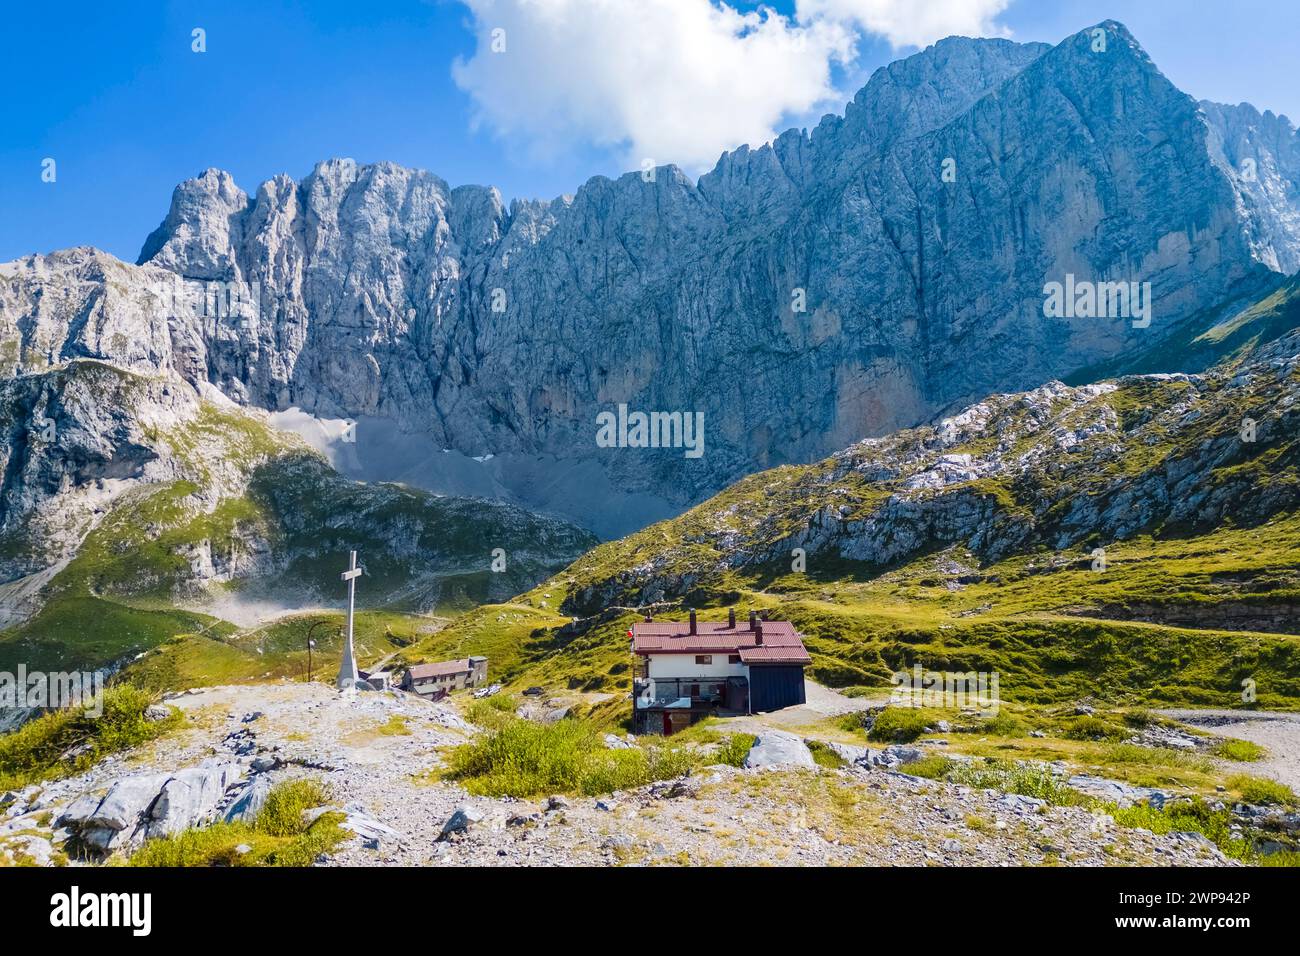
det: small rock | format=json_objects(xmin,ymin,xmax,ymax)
[
  {"xmin": 439, "ymin": 806, "xmax": 485, "ymax": 841},
  {"xmin": 998, "ymin": 793, "xmax": 1047, "ymax": 812},
  {"xmin": 4, "ymin": 835, "xmax": 54, "ymax": 866}
]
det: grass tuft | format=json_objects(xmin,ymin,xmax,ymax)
[
  {"xmin": 1227, "ymin": 774, "xmax": 1297, "ymax": 807},
  {"xmin": 130, "ymin": 779, "xmax": 346, "ymax": 867},
  {"xmin": 1214, "ymin": 739, "xmax": 1266, "ymax": 762},
  {"xmin": 444, "ymin": 718, "xmax": 701, "ymax": 797},
  {"xmin": 867, "ymin": 707, "xmax": 932, "ymax": 743},
  {"xmin": 0, "ymin": 686, "xmax": 181, "ymax": 791}
]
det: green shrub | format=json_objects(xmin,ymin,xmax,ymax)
[
  {"xmin": 1122, "ymin": 709, "xmax": 1156, "ymax": 728},
  {"xmin": 1108, "ymin": 800, "xmax": 1250, "ymax": 861},
  {"xmin": 1091, "ymin": 743, "xmax": 1213, "ymax": 773},
  {"xmin": 1257, "ymin": 848, "xmax": 1300, "ymax": 867},
  {"xmin": 837, "ymin": 711, "xmax": 868, "ymax": 733},
  {"xmin": 714, "ymin": 733, "xmax": 756, "ymax": 768},
  {"xmin": 465, "ymin": 695, "xmax": 517, "ymax": 731},
  {"xmin": 903, "ymin": 755, "xmax": 954, "ymax": 779},
  {"xmin": 130, "ymin": 779, "xmax": 345, "ymax": 867},
  {"xmin": 0, "ymin": 685, "xmax": 182, "ymax": 790},
  {"xmin": 806, "ymin": 741, "xmax": 846, "ymax": 769},
  {"xmin": 948, "ymin": 758, "xmax": 1089, "ymax": 806},
  {"xmin": 255, "ymin": 779, "xmax": 331, "ymax": 837},
  {"xmin": 1228, "ymin": 774, "xmax": 1297, "ymax": 806},
  {"xmin": 868, "ymin": 707, "xmax": 931, "ymax": 743},
  {"xmin": 980, "ymin": 711, "xmax": 1028, "ymax": 737},
  {"xmin": 445, "ymin": 718, "xmax": 702, "ymax": 797},
  {"xmin": 1063, "ymin": 715, "xmax": 1127, "ymax": 742},
  {"xmin": 1214, "ymin": 739, "xmax": 1266, "ymax": 762}
]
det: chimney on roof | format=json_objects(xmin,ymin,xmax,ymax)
[
  {"xmin": 748, "ymin": 610, "xmax": 758, "ymax": 631},
  {"xmin": 755, "ymin": 619, "xmax": 764, "ymax": 645},
  {"xmin": 688, "ymin": 610, "xmax": 697, "ymax": 635},
  {"xmin": 727, "ymin": 608, "xmax": 736, "ymax": 629}
]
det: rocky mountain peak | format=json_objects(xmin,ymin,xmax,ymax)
[
  {"xmin": 9, "ymin": 22, "xmax": 1300, "ymax": 539},
  {"xmin": 137, "ymin": 168, "xmax": 251, "ymax": 279}
]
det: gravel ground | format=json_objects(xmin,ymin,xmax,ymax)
[
  {"xmin": 2, "ymin": 683, "xmax": 1246, "ymax": 867},
  {"xmin": 1159, "ymin": 708, "xmax": 1300, "ymax": 791}
]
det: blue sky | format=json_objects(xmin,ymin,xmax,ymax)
[{"xmin": 2, "ymin": 0, "xmax": 1297, "ymax": 263}]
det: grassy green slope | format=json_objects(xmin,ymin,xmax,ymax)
[
  {"xmin": 0, "ymin": 368, "xmax": 596, "ymax": 678},
  {"xmin": 408, "ymin": 325, "xmax": 1300, "ymax": 719}
]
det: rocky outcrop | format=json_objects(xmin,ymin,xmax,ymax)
[
  {"xmin": 2, "ymin": 23, "xmax": 1297, "ymax": 538},
  {"xmin": 559, "ymin": 325, "xmax": 1300, "ymax": 615},
  {"xmin": 0, "ymin": 360, "xmax": 201, "ymax": 572},
  {"xmin": 0, "ymin": 354, "xmax": 596, "ymax": 631},
  {"xmin": 56, "ymin": 760, "xmax": 245, "ymax": 852}
]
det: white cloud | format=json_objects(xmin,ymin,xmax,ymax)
[
  {"xmin": 451, "ymin": 0, "xmax": 1011, "ymax": 173},
  {"xmin": 798, "ymin": 0, "xmax": 1012, "ymax": 49}
]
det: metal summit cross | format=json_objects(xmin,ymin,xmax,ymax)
[{"xmin": 337, "ymin": 550, "xmax": 363, "ymax": 689}]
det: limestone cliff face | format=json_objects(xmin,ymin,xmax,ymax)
[
  {"xmin": 3, "ymin": 22, "xmax": 1299, "ymax": 535},
  {"xmin": 557, "ymin": 324, "xmax": 1300, "ymax": 618}
]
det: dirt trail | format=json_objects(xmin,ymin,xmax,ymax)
[{"xmin": 1160, "ymin": 709, "xmax": 1300, "ymax": 791}]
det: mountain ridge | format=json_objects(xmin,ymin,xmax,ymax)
[
  {"xmin": 3, "ymin": 20, "xmax": 1300, "ymax": 544},
  {"xmin": 404, "ymin": 316, "xmax": 1300, "ymax": 712}
]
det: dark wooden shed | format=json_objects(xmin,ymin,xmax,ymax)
[{"xmin": 748, "ymin": 664, "xmax": 807, "ymax": 712}]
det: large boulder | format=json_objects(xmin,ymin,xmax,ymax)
[
  {"xmin": 85, "ymin": 773, "xmax": 172, "ymax": 833},
  {"xmin": 743, "ymin": 731, "xmax": 815, "ymax": 770},
  {"xmin": 516, "ymin": 703, "xmax": 570, "ymax": 724},
  {"xmin": 820, "ymin": 740, "xmax": 869, "ymax": 764},
  {"xmin": 146, "ymin": 762, "xmax": 244, "ymax": 837},
  {"xmin": 57, "ymin": 763, "xmax": 247, "ymax": 853},
  {"xmin": 1067, "ymin": 775, "xmax": 1170, "ymax": 808},
  {"xmin": 340, "ymin": 810, "xmax": 402, "ymax": 846}
]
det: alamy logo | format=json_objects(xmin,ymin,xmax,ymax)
[
  {"xmin": 0, "ymin": 666, "xmax": 103, "ymax": 717},
  {"xmin": 144, "ymin": 276, "xmax": 263, "ymax": 324},
  {"xmin": 1042, "ymin": 274, "xmax": 1152, "ymax": 328},
  {"xmin": 596, "ymin": 404, "xmax": 704, "ymax": 458},
  {"xmin": 50, "ymin": 887, "xmax": 152, "ymax": 936},
  {"xmin": 890, "ymin": 665, "xmax": 1000, "ymax": 715}
]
